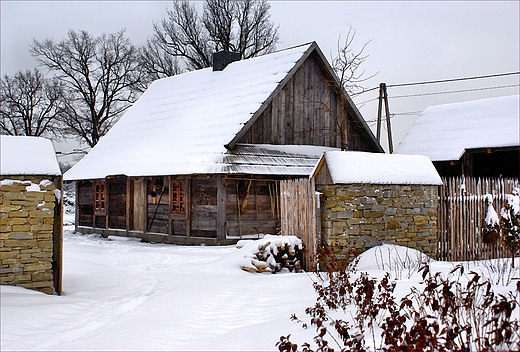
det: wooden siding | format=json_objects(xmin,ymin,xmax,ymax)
[
  {"xmin": 146, "ymin": 176, "xmax": 169, "ymax": 234},
  {"xmin": 108, "ymin": 176, "xmax": 127, "ymax": 229},
  {"xmin": 237, "ymin": 52, "xmax": 378, "ymax": 152},
  {"xmin": 225, "ymin": 179, "xmax": 280, "ymax": 238},
  {"xmin": 280, "ymin": 178, "xmax": 318, "ymax": 271},
  {"xmin": 76, "ymin": 175, "xmax": 283, "ymax": 244},
  {"xmin": 77, "ymin": 180, "xmax": 94, "ymax": 227},
  {"xmin": 190, "ymin": 177, "xmax": 218, "ymax": 238}
]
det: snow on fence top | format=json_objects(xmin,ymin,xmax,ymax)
[
  {"xmin": 1, "ymin": 136, "xmax": 61, "ymax": 176},
  {"xmin": 64, "ymin": 43, "xmax": 314, "ymax": 181},
  {"xmin": 318, "ymin": 151, "xmax": 443, "ymax": 185},
  {"xmin": 393, "ymin": 95, "xmax": 519, "ymax": 161}
]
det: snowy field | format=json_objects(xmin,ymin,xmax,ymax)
[{"xmin": 2, "ymin": 221, "xmax": 519, "ymax": 351}]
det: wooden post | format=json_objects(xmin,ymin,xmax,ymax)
[
  {"xmin": 216, "ymin": 175, "xmax": 226, "ymax": 241},
  {"xmin": 53, "ymin": 176, "xmax": 63, "ymax": 295},
  {"xmin": 382, "ymin": 83, "xmax": 394, "ymax": 153},
  {"xmin": 126, "ymin": 178, "xmax": 131, "ymax": 235},
  {"xmin": 376, "ymin": 83, "xmax": 394, "ymax": 153},
  {"xmin": 376, "ymin": 83, "xmax": 384, "ymax": 143}
]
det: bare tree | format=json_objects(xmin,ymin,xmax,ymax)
[
  {"xmin": 332, "ymin": 27, "xmax": 376, "ymax": 96},
  {"xmin": 140, "ymin": 0, "xmax": 279, "ymax": 80},
  {"xmin": 135, "ymin": 38, "xmax": 181, "ymax": 92},
  {"xmin": 329, "ymin": 27, "xmax": 377, "ymax": 150},
  {"xmin": 1, "ymin": 69, "xmax": 64, "ymax": 137},
  {"xmin": 31, "ymin": 29, "xmax": 142, "ymax": 147}
]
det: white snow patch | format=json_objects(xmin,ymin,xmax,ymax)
[
  {"xmin": 321, "ymin": 151, "xmax": 443, "ymax": 185},
  {"xmin": 484, "ymin": 194, "xmax": 500, "ymax": 226},
  {"xmin": 1, "ymin": 136, "xmax": 61, "ymax": 176}
]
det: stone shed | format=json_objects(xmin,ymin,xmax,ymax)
[
  {"xmin": 312, "ymin": 151, "xmax": 443, "ymax": 268},
  {"xmin": 1, "ymin": 136, "xmax": 63, "ymax": 294}
]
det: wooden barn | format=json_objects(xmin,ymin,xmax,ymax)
[
  {"xmin": 394, "ymin": 95, "xmax": 519, "ymax": 177},
  {"xmin": 64, "ymin": 42, "xmax": 383, "ymax": 245}
]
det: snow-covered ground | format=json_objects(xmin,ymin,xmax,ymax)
[{"xmin": 1, "ymin": 208, "xmax": 519, "ymax": 351}]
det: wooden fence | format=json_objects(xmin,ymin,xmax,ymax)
[
  {"xmin": 438, "ymin": 177, "xmax": 519, "ymax": 261},
  {"xmin": 280, "ymin": 178, "xmax": 318, "ymax": 271}
]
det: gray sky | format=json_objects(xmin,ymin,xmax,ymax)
[{"xmin": 1, "ymin": 0, "xmax": 519, "ymax": 154}]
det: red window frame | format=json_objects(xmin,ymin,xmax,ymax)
[
  {"xmin": 171, "ymin": 179, "xmax": 186, "ymax": 214},
  {"xmin": 94, "ymin": 182, "xmax": 106, "ymax": 212}
]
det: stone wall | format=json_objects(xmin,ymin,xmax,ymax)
[
  {"xmin": 318, "ymin": 183, "xmax": 438, "ymax": 268},
  {"xmin": 1, "ymin": 176, "xmax": 58, "ymax": 294}
]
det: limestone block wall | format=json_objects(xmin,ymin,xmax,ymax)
[
  {"xmin": 318, "ymin": 184, "xmax": 438, "ymax": 267},
  {"xmin": 1, "ymin": 176, "xmax": 58, "ymax": 294}
]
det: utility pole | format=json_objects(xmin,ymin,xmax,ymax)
[{"xmin": 376, "ymin": 83, "xmax": 394, "ymax": 153}]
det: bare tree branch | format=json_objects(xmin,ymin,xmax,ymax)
[
  {"xmin": 31, "ymin": 29, "xmax": 142, "ymax": 147},
  {"xmin": 332, "ymin": 27, "xmax": 378, "ymax": 96},
  {"xmin": 1, "ymin": 69, "xmax": 65, "ymax": 137},
  {"xmin": 139, "ymin": 0, "xmax": 279, "ymax": 83}
]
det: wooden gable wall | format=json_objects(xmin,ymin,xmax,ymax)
[{"xmin": 237, "ymin": 51, "xmax": 380, "ymax": 152}]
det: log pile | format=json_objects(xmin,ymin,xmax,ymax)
[{"xmin": 238, "ymin": 235, "xmax": 304, "ymax": 273}]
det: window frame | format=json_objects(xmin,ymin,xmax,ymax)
[
  {"xmin": 94, "ymin": 181, "xmax": 106, "ymax": 214},
  {"xmin": 170, "ymin": 179, "xmax": 187, "ymax": 215}
]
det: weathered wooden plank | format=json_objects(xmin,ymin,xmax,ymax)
[
  {"xmin": 294, "ymin": 64, "xmax": 305, "ymax": 145},
  {"xmin": 285, "ymin": 78, "xmax": 294, "ymax": 145},
  {"xmin": 438, "ymin": 176, "xmax": 518, "ymax": 261}
]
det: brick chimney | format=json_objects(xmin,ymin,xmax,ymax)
[{"xmin": 212, "ymin": 51, "xmax": 241, "ymax": 71}]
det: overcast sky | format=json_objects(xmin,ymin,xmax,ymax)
[{"xmin": 1, "ymin": 1, "xmax": 519, "ymax": 153}]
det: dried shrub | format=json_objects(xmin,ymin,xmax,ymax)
[{"xmin": 278, "ymin": 246, "xmax": 520, "ymax": 352}]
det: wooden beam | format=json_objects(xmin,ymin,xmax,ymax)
[
  {"xmin": 53, "ymin": 176, "xmax": 63, "ymax": 295},
  {"xmin": 217, "ymin": 175, "xmax": 226, "ymax": 241}
]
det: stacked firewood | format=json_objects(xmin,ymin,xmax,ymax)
[{"xmin": 238, "ymin": 235, "xmax": 303, "ymax": 273}]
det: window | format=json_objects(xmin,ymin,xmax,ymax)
[
  {"xmin": 94, "ymin": 182, "xmax": 106, "ymax": 212},
  {"xmin": 171, "ymin": 179, "xmax": 186, "ymax": 214}
]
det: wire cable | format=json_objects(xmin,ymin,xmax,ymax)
[
  {"xmin": 389, "ymin": 84, "xmax": 520, "ymax": 99},
  {"xmin": 387, "ymin": 72, "xmax": 520, "ymax": 88},
  {"xmin": 355, "ymin": 71, "xmax": 520, "ymax": 95}
]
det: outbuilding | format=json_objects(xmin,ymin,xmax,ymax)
[
  {"xmin": 394, "ymin": 95, "xmax": 519, "ymax": 177},
  {"xmin": 312, "ymin": 151, "xmax": 443, "ymax": 268},
  {"xmin": 1, "ymin": 136, "xmax": 63, "ymax": 294}
]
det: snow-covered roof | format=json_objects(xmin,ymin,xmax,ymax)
[
  {"xmin": 64, "ymin": 43, "xmax": 317, "ymax": 181},
  {"xmin": 1, "ymin": 136, "xmax": 61, "ymax": 176},
  {"xmin": 394, "ymin": 95, "xmax": 520, "ymax": 161},
  {"xmin": 315, "ymin": 151, "xmax": 443, "ymax": 185}
]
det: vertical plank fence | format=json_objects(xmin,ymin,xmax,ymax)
[
  {"xmin": 438, "ymin": 176, "xmax": 519, "ymax": 261},
  {"xmin": 280, "ymin": 178, "xmax": 318, "ymax": 271}
]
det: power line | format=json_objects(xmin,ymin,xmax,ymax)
[
  {"xmin": 356, "ymin": 82, "xmax": 519, "ymax": 104},
  {"xmin": 354, "ymin": 71, "xmax": 520, "ymax": 95},
  {"xmin": 389, "ymin": 84, "xmax": 520, "ymax": 99},
  {"xmin": 387, "ymin": 71, "xmax": 520, "ymax": 88}
]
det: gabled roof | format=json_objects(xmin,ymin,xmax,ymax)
[
  {"xmin": 1, "ymin": 136, "xmax": 61, "ymax": 176},
  {"xmin": 394, "ymin": 95, "xmax": 519, "ymax": 161},
  {"xmin": 64, "ymin": 42, "xmax": 376, "ymax": 181},
  {"xmin": 312, "ymin": 151, "xmax": 443, "ymax": 185}
]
